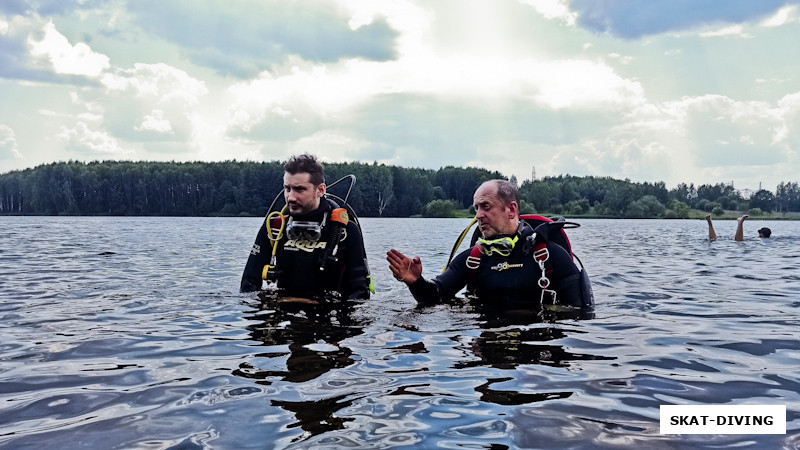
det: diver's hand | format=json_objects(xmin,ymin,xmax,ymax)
[{"xmin": 386, "ymin": 249, "xmax": 422, "ymax": 284}]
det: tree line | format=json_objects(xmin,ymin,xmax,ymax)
[{"xmin": 1, "ymin": 160, "xmax": 799, "ymax": 218}]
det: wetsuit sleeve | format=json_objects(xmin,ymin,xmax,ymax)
[
  {"xmin": 408, "ymin": 250, "xmax": 470, "ymax": 304},
  {"xmin": 547, "ymin": 242, "xmax": 592, "ymax": 308},
  {"xmin": 339, "ymin": 221, "xmax": 371, "ymax": 300},
  {"xmin": 240, "ymin": 220, "xmax": 270, "ymax": 292}
]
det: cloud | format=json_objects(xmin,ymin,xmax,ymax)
[
  {"xmin": 126, "ymin": 0, "xmax": 399, "ymax": 78},
  {"xmin": 0, "ymin": 0, "xmax": 32, "ymax": 16},
  {"xmin": 776, "ymin": 92, "xmax": 800, "ymax": 148},
  {"xmin": 57, "ymin": 121, "xmax": 134, "ymax": 157},
  {"xmin": 0, "ymin": 15, "xmax": 51, "ymax": 81},
  {"xmin": 225, "ymin": 53, "xmax": 645, "ymax": 144},
  {"xmin": 0, "ymin": 125, "xmax": 23, "ymax": 160},
  {"xmin": 760, "ymin": 5, "xmax": 800, "ymax": 26},
  {"xmin": 0, "ymin": 0, "xmax": 112, "ymax": 17},
  {"xmin": 555, "ymin": 94, "xmax": 794, "ymax": 186},
  {"xmin": 569, "ymin": 0, "xmax": 797, "ymax": 39},
  {"xmin": 0, "ymin": 14, "xmax": 107, "ymax": 83},
  {"xmin": 2, "ymin": 0, "xmax": 799, "ymax": 191},
  {"xmin": 29, "ymin": 20, "xmax": 109, "ymax": 77},
  {"xmin": 678, "ymin": 95, "xmax": 784, "ymax": 168},
  {"xmin": 482, "ymin": 91, "xmax": 799, "ymax": 187},
  {"xmin": 521, "ymin": 0, "xmax": 577, "ymax": 25},
  {"xmin": 699, "ymin": 24, "xmax": 751, "ymax": 38},
  {"xmin": 95, "ymin": 63, "xmax": 208, "ymax": 142},
  {"xmin": 135, "ymin": 109, "xmax": 172, "ymax": 134}
]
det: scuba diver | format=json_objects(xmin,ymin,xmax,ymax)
[
  {"xmin": 240, "ymin": 154, "xmax": 372, "ymax": 301},
  {"xmin": 387, "ymin": 179, "xmax": 593, "ymax": 310}
]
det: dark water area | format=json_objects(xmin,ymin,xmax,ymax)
[{"xmin": 1, "ymin": 216, "xmax": 799, "ymax": 449}]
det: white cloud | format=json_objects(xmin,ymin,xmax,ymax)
[
  {"xmin": 608, "ymin": 53, "xmax": 634, "ymax": 65},
  {"xmin": 587, "ymin": 94, "xmax": 791, "ymax": 187},
  {"xmin": 699, "ymin": 25, "xmax": 752, "ymax": 38},
  {"xmin": 57, "ymin": 122, "xmax": 134, "ymax": 157},
  {"xmin": 92, "ymin": 63, "xmax": 208, "ymax": 141},
  {"xmin": 520, "ymin": 0, "xmax": 576, "ymax": 26},
  {"xmin": 0, "ymin": 125, "xmax": 23, "ymax": 160},
  {"xmin": 775, "ymin": 92, "xmax": 800, "ymax": 149},
  {"xmin": 135, "ymin": 110, "xmax": 173, "ymax": 133},
  {"xmin": 226, "ymin": 54, "xmax": 645, "ymax": 137},
  {"xmin": 760, "ymin": 5, "xmax": 799, "ymax": 27},
  {"xmin": 290, "ymin": 130, "xmax": 374, "ymax": 162},
  {"xmin": 102, "ymin": 63, "xmax": 207, "ymax": 105},
  {"xmin": 28, "ymin": 21, "xmax": 110, "ymax": 77},
  {"xmin": 526, "ymin": 59, "xmax": 645, "ymax": 110},
  {"xmin": 338, "ymin": 0, "xmax": 435, "ymax": 58}
]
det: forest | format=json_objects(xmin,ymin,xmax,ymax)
[{"xmin": 2, "ymin": 160, "xmax": 800, "ymax": 218}]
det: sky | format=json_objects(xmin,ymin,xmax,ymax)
[{"xmin": 1, "ymin": 0, "xmax": 799, "ymax": 193}]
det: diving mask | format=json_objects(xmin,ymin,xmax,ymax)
[
  {"xmin": 477, "ymin": 235, "xmax": 518, "ymax": 257},
  {"xmin": 286, "ymin": 219, "xmax": 322, "ymax": 242}
]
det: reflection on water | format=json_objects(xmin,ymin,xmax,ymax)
[
  {"xmin": 0, "ymin": 216, "xmax": 799, "ymax": 448},
  {"xmin": 456, "ymin": 323, "xmax": 613, "ymax": 371},
  {"xmin": 236, "ymin": 294, "xmax": 367, "ymax": 442},
  {"xmin": 238, "ymin": 293, "xmax": 365, "ymax": 385}
]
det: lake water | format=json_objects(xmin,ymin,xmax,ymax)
[{"xmin": 1, "ymin": 216, "xmax": 799, "ymax": 449}]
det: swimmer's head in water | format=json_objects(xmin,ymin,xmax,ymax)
[{"xmin": 758, "ymin": 227, "xmax": 771, "ymax": 238}]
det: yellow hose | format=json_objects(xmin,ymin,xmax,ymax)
[
  {"xmin": 262, "ymin": 206, "xmax": 287, "ymax": 280},
  {"xmin": 443, "ymin": 217, "xmax": 477, "ymax": 273}
]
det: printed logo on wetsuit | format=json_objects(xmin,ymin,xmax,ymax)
[
  {"xmin": 490, "ymin": 262, "xmax": 523, "ymax": 272},
  {"xmin": 285, "ymin": 240, "xmax": 327, "ymax": 252}
]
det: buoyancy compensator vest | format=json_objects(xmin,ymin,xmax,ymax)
[{"xmin": 447, "ymin": 215, "xmax": 594, "ymax": 309}]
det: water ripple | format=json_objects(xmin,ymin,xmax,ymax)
[{"xmin": 1, "ymin": 217, "xmax": 799, "ymax": 448}]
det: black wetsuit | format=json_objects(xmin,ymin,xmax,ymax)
[
  {"xmin": 240, "ymin": 199, "xmax": 370, "ymax": 300},
  {"xmin": 408, "ymin": 221, "xmax": 590, "ymax": 309}
]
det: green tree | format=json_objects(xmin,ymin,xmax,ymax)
[
  {"xmin": 423, "ymin": 199, "xmax": 459, "ymax": 218},
  {"xmin": 625, "ymin": 195, "xmax": 665, "ymax": 218},
  {"xmin": 749, "ymin": 189, "xmax": 775, "ymax": 213},
  {"xmin": 563, "ymin": 199, "xmax": 590, "ymax": 216},
  {"xmin": 664, "ymin": 200, "xmax": 690, "ymax": 219},
  {"xmin": 776, "ymin": 181, "xmax": 800, "ymax": 212}
]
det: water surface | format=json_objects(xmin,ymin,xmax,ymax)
[{"xmin": 1, "ymin": 216, "xmax": 799, "ymax": 448}]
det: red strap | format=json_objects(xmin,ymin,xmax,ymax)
[
  {"xmin": 533, "ymin": 241, "xmax": 549, "ymax": 262},
  {"xmin": 270, "ymin": 215, "xmax": 286, "ymax": 230}
]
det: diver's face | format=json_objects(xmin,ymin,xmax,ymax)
[
  {"xmin": 473, "ymin": 182, "xmax": 517, "ymax": 238},
  {"xmin": 284, "ymin": 172, "xmax": 324, "ymax": 215}
]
